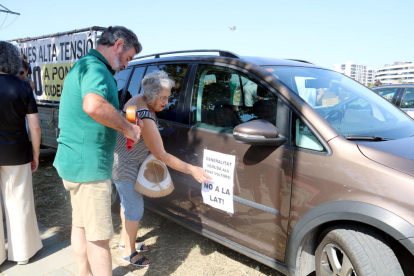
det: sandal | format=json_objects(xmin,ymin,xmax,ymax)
[
  {"xmin": 119, "ymin": 242, "xmax": 149, "ymax": 252},
  {"xmin": 119, "ymin": 251, "xmax": 151, "ymax": 267}
]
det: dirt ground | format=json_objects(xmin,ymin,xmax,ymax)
[{"xmin": 33, "ymin": 149, "xmax": 285, "ymax": 276}]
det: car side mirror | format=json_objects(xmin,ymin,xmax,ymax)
[{"xmin": 233, "ymin": 120, "xmax": 287, "ymax": 146}]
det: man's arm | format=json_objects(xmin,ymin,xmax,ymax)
[
  {"xmin": 82, "ymin": 93, "xmax": 141, "ymax": 142},
  {"xmin": 26, "ymin": 113, "xmax": 41, "ymax": 172}
]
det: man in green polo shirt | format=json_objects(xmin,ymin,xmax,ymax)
[{"xmin": 53, "ymin": 26, "xmax": 143, "ymax": 276}]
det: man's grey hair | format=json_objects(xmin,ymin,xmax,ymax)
[
  {"xmin": 0, "ymin": 41, "xmax": 22, "ymax": 75},
  {"xmin": 141, "ymin": 71, "xmax": 175, "ymax": 104},
  {"xmin": 98, "ymin": 26, "xmax": 142, "ymax": 54}
]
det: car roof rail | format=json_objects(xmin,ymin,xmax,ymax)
[
  {"xmin": 286, "ymin": 59, "xmax": 315, "ymax": 65},
  {"xmin": 132, "ymin": 49, "xmax": 240, "ymax": 61}
]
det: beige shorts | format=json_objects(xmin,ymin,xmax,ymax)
[{"xmin": 63, "ymin": 179, "xmax": 113, "ymax": 241}]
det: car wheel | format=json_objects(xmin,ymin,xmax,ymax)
[
  {"xmin": 315, "ymin": 224, "xmax": 403, "ymax": 276},
  {"xmin": 111, "ymin": 180, "xmax": 120, "ymax": 213}
]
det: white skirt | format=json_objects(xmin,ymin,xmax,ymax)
[{"xmin": 0, "ymin": 163, "xmax": 43, "ymax": 263}]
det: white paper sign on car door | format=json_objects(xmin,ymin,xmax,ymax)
[{"xmin": 202, "ymin": 149, "xmax": 236, "ymax": 213}]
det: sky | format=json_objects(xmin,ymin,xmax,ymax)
[{"xmin": 1, "ymin": 0, "xmax": 412, "ymax": 70}]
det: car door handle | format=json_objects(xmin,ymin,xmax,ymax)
[{"xmin": 179, "ymin": 149, "xmax": 198, "ymax": 158}]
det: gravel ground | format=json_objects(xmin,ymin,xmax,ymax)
[{"xmin": 33, "ymin": 149, "xmax": 285, "ymax": 276}]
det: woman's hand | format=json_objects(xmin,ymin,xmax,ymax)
[
  {"xmin": 31, "ymin": 154, "xmax": 39, "ymax": 172},
  {"xmin": 189, "ymin": 166, "xmax": 213, "ymax": 183}
]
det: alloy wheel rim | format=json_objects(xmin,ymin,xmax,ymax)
[{"xmin": 320, "ymin": 243, "xmax": 357, "ymax": 276}]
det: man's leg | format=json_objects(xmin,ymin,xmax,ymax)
[
  {"xmin": 71, "ymin": 226, "xmax": 92, "ymax": 276},
  {"xmin": 82, "ymin": 179, "xmax": 114, "ymax": 275},
  {"xmin": 64, "ymin": 179, "xmax": 114, "ymax": 275},
  {"xmin": 86, "ymin": 239, "xmax": 112, "ymax": 276}
]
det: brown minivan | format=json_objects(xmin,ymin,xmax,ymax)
[{"xmin": 113, "ymin": 50, "xmax": 414, "ymax": 276}]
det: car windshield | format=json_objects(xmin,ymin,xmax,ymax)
[{"xmin": 262, "ymin": 66, "xmax": 414, "ymax": 140}]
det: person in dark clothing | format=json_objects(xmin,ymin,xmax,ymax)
[
  {"xmin": 17, "ymin": 54, "xmax": 35, "ymax": 91},
  {"xmin": 0, "ymin": 41, "xmax": 42, "ymax": 265}
]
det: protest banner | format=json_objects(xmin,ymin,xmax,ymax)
[
  {"xmin": 202, "ymin": 149, "xmax": 236, "ymax": 213},
  {"xmin": 17, "ymin": 32, "xmax": 97, "ymax": 102}
]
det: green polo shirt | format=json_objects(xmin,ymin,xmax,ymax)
[{"xmin": 53, "ymin": 49, "xmax": 119, "ymax": 182}]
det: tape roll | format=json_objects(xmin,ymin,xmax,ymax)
[{"xmin": 125, "ymin": 105, "xmax": 137, "ymax": 123}]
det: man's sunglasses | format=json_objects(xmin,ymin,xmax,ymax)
[{"xmin": 19, "ymin": 71, "xmax": 25, "ymax": 75}]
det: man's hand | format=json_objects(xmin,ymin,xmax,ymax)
[
  {"xmin": 123, "ymin": 123, "xmax": 142, "ymax": 144},
  {"xmin": 83, "ymin": 93, "xmax": 143, "ymax": 139},
  {"xmin": 31, "ymin": 154, "xmax": 39, "ymax": 172}
]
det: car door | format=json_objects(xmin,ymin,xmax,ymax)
[
  {"xmin": 119, "ymin": 66, "xmax": 146, "ymax": 109},
  {"xmin": 114, "ymin": 67, "xmax": 133, "ymax": 110},
  {"xmin": 372, "ymin": 87, "xmax": 402, "ymax": 106},
  {"xmin": 398, "ymin": 87, "xmax": 414, "ymax": 118},
  {"xmin": 173, "ymin": 63, "xmax": 293, "ymax": 262},
  {"xmin": 137, "ymin": 63, "xmax": 193, "ymax": 215}
]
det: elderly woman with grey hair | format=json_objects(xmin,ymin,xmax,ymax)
[
  {"xmin": 112, "ymin": 70, "xmax": 211, "ymax": 267},
  {"xmin": 0, "ymin": 41, "xmax": 42, "ymax": 265}
]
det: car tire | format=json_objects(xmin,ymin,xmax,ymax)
[
  {"xmin": 315, "ymin": 224, "xmax": 403, "ymax": 276},
  {"xmin": 111, "ymin": 180, "xmax": 120, "ymax": 213}
]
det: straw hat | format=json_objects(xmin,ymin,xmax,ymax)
[{"xmin": 135, "ymin": 154, "xmax": 174, "ymax": 198}]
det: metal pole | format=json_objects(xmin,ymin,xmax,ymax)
[{"xmin": 8, "ymin": 26, "xmax": 107, "ymax": 43}]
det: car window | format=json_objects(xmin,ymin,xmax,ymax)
[
  {"xmin": 191, "ymin": 65, "xmax": 277, "ymax": 133},
  {"xmin": 124, "ymin": 66, "xmax": 146, "ymax": 104},
  {"xmin": 262, "ymin": 66, "xmax": 414, "ymax": 140},
  {"xmin": 145, "ymin": 64, "xmax": 189, "ymax": 121},
  {"xmin": 401, "ymin": 88, "xmax": 414, "ymax": 108},
  {"xmin": 114, "ymin": 68, "xmax": 132, "ymax": 107},
  {"xmin": 373, "ymin": 87, "xmax": 399, "ymax": 103},
  {"xmin": 294, "ymin": 117, "xmax": 324, "ymax": 151}
]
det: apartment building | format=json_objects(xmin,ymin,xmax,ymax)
[
  {"xmin": 334, "ymin": 61, "xmax": 375, "ymax": 86},
  {"xmin": 375, "ymin": 62, "xmax": 414, "ymax": 85}
]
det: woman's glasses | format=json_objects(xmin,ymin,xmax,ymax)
[{"xmin": 155, "ymin": 95, "xmax": 171, "ymax": 102}]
